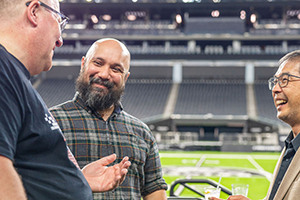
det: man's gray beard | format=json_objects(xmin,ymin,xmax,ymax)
[{"xmin": 76, "ymin": 76, "xmax": 124, "ymax": 112}]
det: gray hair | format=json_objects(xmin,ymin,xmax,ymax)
[{"xmin": 279, "ymin": 50, "xmax": 300, "ymax": 69}]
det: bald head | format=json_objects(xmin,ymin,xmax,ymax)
[
  {"xmin": 0, "ymin": 0, "xmax": 24, "ymax": 20},
  {"xmin": 77, "ymin": 38, "xmax": 131, "ymax": 112},
  {"xmin": 0, "ymin": 0, "xmax": 63, "ymax": 76},
  {"xmin": 84, "ymin": 38, "xmax": 131, "ymax": 73},
  {"xmin": 0, "ymin": 0, "xmax": 55, "ymax": 21}
]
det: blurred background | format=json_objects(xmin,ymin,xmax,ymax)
[
  {"xmin": 37, "ymin": 0, "xmax": 299, "ymax": 152},
  {"xmin": 35, "ymin": 0, "xmax": 300, "ymax": 198}
]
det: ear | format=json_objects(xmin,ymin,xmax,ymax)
[
  {"xmin": 26, "ymin": 1, "xmax": 40, "ymax": 28},
  {"xmin": 81, "ymin": 56, "xmax": 86, "ymax": 70},
  {"xmin": 125, "ymin": 72, "xmax": 130, "ymax": 82}
]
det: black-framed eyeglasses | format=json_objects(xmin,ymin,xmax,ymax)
[
  {"xmin": 268, "ymin": 73, "xmax": 300, "ymax": 90},
  {"xmin": 26, "ymin": 1, "xmax": 69, "ymax": 32}
]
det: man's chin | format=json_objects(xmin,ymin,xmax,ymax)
[{"xmin": 277, "ymin": 113, "xmax": 290, "ymax": 124}]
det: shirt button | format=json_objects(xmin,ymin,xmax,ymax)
[
  {"xmin": 286, "ymin": 159, "xmax": 289, "ymax": 162},
  {"xmin": 278, "ymin": 181, "xmax": 281, "ymax": 185}
]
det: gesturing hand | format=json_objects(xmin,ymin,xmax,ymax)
[{"xmin": 81, "ymin": 154, "xmax": 131, "ymax": 192}]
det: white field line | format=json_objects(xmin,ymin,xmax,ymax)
[
  {"xmin": 196, "ymin": 155, "xmax": 207, "ymax": 167},
  {"xmin": 247, "ymin": 155, "xmax": 273, "ymax": 182},
  {"xmin": 173, "ymin": 185, "xmax": 185, "ymax": 196},
  {"xmin": 174, "ymin": 156, "xmax": 206, "ymax": 196},
  {"xmin": 164, "ymin": 152, "xmax": 275, "ymax": 194},
  {"xmin": 174, "ymin": 175, "xmax": 192, "ymax": 196},
  {"xmin": 160, "ymin": 153, "xmax": 279, "ymax": 160}
]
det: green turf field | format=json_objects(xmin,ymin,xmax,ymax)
[{"xmin": 160, "ymin": 151, "xmax": 281, "ymax": 200}]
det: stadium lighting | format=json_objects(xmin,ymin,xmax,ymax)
[
  {"xmin": 102, "ymin": 14, "xmax": 111, "ymax": 21},
  {"xmin": 176, "ymin": 14, "xmax": 182, "ymax": 24},
  {"xmin": 132, "ymin": 0, "xmax": 138, "ymax": 2},
  {"xmin": 127, "ymin": 15, "xmax": 137, "ymax": 21},
  {"xmin": 86, "ymin": 0, "xmax": 92, "ymax": 2},
  {"xmin": 250, "ymin": 14, "xmax": 257, "ymax": 23},
  {"xmin": 211, "ymin": 10, "xmax": 220, "ymax": 17},
  {"xmin": 182, "ymin": 0, "xmax": 195, "ymax": 3},
  {"xmin": 91, "ymin": 15, "xmax": 98, "ymax": 23}
]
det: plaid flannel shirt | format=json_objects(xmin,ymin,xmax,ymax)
[{"xmin": 50, "ymin": 93, "xmax": 167, "ymax": 200}]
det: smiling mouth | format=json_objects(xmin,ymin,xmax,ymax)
[
  {"xmin": 92, "ymin": 82, "xmax": 107, "ymax": 88},
  {"xmin": 276, "ymin": 99, "xmax": 287, "ymax": 107}
]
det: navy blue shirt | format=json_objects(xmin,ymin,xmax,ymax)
[
  {"xmin": 0, "ymin": 45, "xmax": 93, "ymax": 200},
  {"xmin": 269, "ymin": 131, "xmax": 300, "ymax": 199}
]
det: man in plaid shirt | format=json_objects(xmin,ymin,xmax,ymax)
[{"xmin": 50, "ymin": 38, "xmax": 168, "ymax": 200}]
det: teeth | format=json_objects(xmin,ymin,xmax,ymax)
[{"xmin": 276, "ymin": 100, "xmax": 287, "ymax": 106}]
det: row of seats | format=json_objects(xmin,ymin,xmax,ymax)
[
  {"xmin": 65, "ymin": 25, "xmax": 300, "ymax": 36},
  {"xmin": 174, "ymin": 80, "xmax": 247, "ymax": 115},
  {"xmin": 36, "ymin": 79, "xmax": 280, "ymax": 125},
  {"xmin": 249, "ymin": 28, "xmax": 300, "ymax": 35},
  {"xmin": 55, "ymin": 44, "xmax": 297, "ymax": 55}
]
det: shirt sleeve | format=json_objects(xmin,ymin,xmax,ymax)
[
  {"xmin": 0, "ymin": 74, "xmax": 22, "ymax": 160},
  {"xmin": 142, "ymin": 137, "xmax": 168, "ymax": 197}
]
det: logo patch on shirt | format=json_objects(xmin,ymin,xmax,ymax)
[{"xmin": 45, "ymin": 113, "xmax": 60, "ymax": 130}]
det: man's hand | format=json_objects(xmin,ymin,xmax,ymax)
[
  {"xmin": 210, "ymin": 195, "xmax": 250, "ymax": 200},
  {"xmin": 81, "ymin": 154, "xmax": 131, "ymax": 192}
]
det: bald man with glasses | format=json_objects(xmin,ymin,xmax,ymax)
[
  {"xmin": 0, "ymin": 1, "xmax": 130, "ymax": 199},
  {"xmin": 211, "ymin": 50, "xmax": 300, "ymax": 200},
  {"xmin": 25, "ymin": 1, "xmax": 70, "ymax": 32}
]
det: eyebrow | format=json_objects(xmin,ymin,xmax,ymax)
[
  {"xmin": 93, "ymin": 57, "xmax": 124, "ymax": 70},
  {"xmin": 274, "ymin": 72, "xmax": 290, "ymax": 78},
  {"xmin": 92, "ymin": 57, "xmax": 105, "ymax": 62}
]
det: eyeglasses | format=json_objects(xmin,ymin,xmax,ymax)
[
  {"xmin": 268, "ymin": 73, "xmax": 300, "ymax": 90},
  {"xmin": 26, "ymin": 1, "xmax": 69, "ymax": 32}
]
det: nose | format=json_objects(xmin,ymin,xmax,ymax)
[
  {"xmin": 272, "ymin": 81, "xmax": 282, "ymax": 94},
  {"xmin": 96, "ymin": 65, "xmax": 111, "ymax": 80},
  {"xmin": 56, "ymin": 36, "xmax": 63, "ymax": 47}
]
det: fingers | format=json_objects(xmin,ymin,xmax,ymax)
[
  {"xmin": 96, "ymin": 154, "xmax": 130, "ymax": 172},
  {"xmin": 113, "ymin": 156, "xmax": 131, "ymax": 185},
  {"xmin": 121, "ymin": 159, "xmax": 131, "ymax": 169},
  {"xmin": 121, "ymin": 168, "xmax": 128, "ymax": 175},
  {"xmin": 227, "ymin": 195, "xmax": 250, "ymax": 200},
  {"xmin": 118, "ymin": 156, "xmax": 131, "ymax": 171},
  {"xmin": 120, "ymin": 156, "xmax": 129, "ymax": 165},
  {"xmin": 95, "ymin": 153, "xmax": 117, "ymax": 166}
]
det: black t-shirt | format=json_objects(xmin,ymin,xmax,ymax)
[{"xmin": 0, "ymin": 45, "xmax": 93, "ymax": 200}]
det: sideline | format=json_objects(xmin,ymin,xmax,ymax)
[
  {"xmin": 247, "ymin": 155, "xmax": 273, "ymax": 182},
  {"xmin": 160, "ymin": 153, "xmax": 280, "ymax": 160}
]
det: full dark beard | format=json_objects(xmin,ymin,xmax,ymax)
[{"xmin": 76, "ymin": 76, "xmax": 124, "ymax": 111}]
